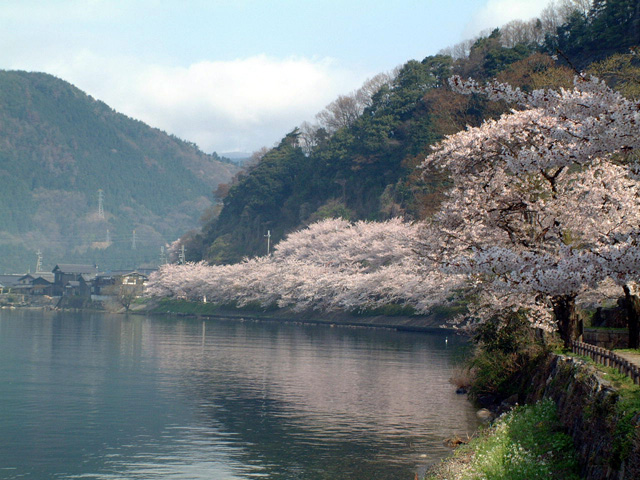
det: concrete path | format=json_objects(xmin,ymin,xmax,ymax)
[{"xmin": 615, "ymin": 350, "xmax": 640, "ymax": 367}]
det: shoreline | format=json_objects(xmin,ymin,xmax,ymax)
[
  {"xmin": 134, "ymin": 298, "xmax": 461, "ymax": 335},
  {"xmin": 3, "ymin": 296, "xmax": 463, "ymax": 335}
]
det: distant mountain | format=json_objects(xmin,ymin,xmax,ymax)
[{"xmin": 0, "ymin": 70, "xmax": 239, "ymax": 273}]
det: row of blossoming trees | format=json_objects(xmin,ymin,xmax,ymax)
[
  {"xmin": 147, "ymin": 75, "xmax": 640, "ymax": 347},
  {"xmin": 147, "ymin": 218, "xmax": 453, "ymax": 315}
]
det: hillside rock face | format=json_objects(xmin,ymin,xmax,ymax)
[{"xmin": 526, "ymin": 355, "xmax": 640, "ymax": 480}]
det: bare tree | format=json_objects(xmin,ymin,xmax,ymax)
[
  {"xmin": 315, "ymin": 72, "xmax": 394, "ymax": 133},
  {"xmin": 355, "ymin": 72, "xmax": 393, "ymax": 108},
  {"xmin": 315, "ymin": 94, "xmax": 363, "ymax": 132},
  {"xmin": 500, "ymin": 19, "xmax": 545, "ymax": 47},
  {"xmin": 298, "ymin": 121, "xmax": 329, "ymax": 156},
  {"xmin": 540, "ymin": 0, "xmax": 593, "ymax": 36},
  {"xmin": 439, "ymin": 38, "xmax": 478, "ymax": 60}
]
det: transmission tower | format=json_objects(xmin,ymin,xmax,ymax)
[
  {"xmin": 179, "ymin": 244, "xmax": 186, "ymax": 265},
  {"xmin": 97, "ymin": 189, "xmax": 105, "ymax": 219},
  {"xmin": 106, "ymin": 229, "xmax": 111, "ymax": 243},
  {"xmin": 160, "ymin": 246, "xmax": 167, "ymax": 265},
  {"xmin": 265, "ymin": 230, "xmax": 271, "ymax": 255},
  {"xmin": 35, "ymin": 250, "xmax": 43, "ymax": 273}
]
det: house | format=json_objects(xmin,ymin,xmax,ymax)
[
  {"xmin": 92, "ymin": 273, "xmax": 117, "ymax": 296},
  {"xmin": 64, "ymin": 278, "xmax": 91, "ymax": 297},
  {"xmin": 92, "ymin": 270, "xmax": 150, "ymax": 297},
  {"xmin": 30, "ymin": 274, "xmax": 54, "ymax": 296},
  {"xmin": 52, "ymin": 264, "xmax": 98, "ymax": 297},
  {"xmin": 0, "ymin": 273, "xmax": 54, "ymax": 296},
  {"xmin": 10, "ymin": 274, "xmax": 37, "ymax": 296},
  {"xmin": 17, "ymin": 274, "xmax": 35, "ymax": 286},
  {"xmin": 119, "ymin": 271, "xmax": 149, "ymax": 287},
  {"xmin": 0, "ymin": 274, "xmax": 24, "ymax": 293}
]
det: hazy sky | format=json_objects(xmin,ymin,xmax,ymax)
[{"xmin": 0, "ymin": 0, "xmax": 553, "ymax": 154}]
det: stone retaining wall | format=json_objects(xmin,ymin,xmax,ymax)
[
  {"xmin": 583, "ymin": 328, "xmax": 629, "ymax": 349},
  {"xmin": 525, "ymin": 354, "xmax": 640, "ymax": 480}
]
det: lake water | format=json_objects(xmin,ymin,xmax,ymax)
[{"xmin": 0, "ymin": 309, "xmax": 479, "ymax": 480}]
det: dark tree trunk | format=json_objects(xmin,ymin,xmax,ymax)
[
  {"xmin": 552, "ymin": 294, "xmax": 580, "ymax": 348},
  {"xmin": 623, "ymin": 285, "xmax": 640, "ymax": 349}
]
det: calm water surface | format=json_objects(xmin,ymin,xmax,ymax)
[{"xmin": 0, "ymin": 310, "xmax": 478, "ymax": 479}]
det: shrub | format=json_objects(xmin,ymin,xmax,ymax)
[
  {"xmin": 468, "ymin": 310, "xmax": 549, "ymax": 401},
  {"xmin": 426, "ymin": 400, "xmax": 580, "ymax": 480}
]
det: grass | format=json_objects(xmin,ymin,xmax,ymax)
[
  {"xmin": 585, "ymin": 326, "xmax": 627, "ymax": 331},
  {"xmin": 613, "ymin": 348, "xmax": 640, "ymax": 355},
  {"xmin": 564, "ymin": 350, "xmax": 640, "ymax": 469},
  {"xmin": 584, "ymin": 361, "xmax": 640, "ymax": 468},
  {"xmin": 151, "ymin": 297, "xmax": 425, "ymax": 318},
  {"xmin": 149, "ymin": 298, "xmax": 278, "ymax": 316},
  {"xmin": 349, "ymin": 303, "xmax": 417, "ymax": 317},
  {"xmin": 426, "ymin": 400, "xmax": 580, "ymax": 480}
]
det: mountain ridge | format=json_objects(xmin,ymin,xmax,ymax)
[
  {"xmin": 0, "ymin": 70, "xmax": 239, "ymax": 272},
  {"xmin": 184, "ymin": 0, "xmax": 640, "ymax": 265}
]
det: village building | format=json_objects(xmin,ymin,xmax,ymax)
[
  {"xmin": 92, "ymin": 270, "xmax": 151, "ymax": 298},
  {"xmin": 52, "ymin": 264, "xmax": 99, "ymax": 297},
  {"xmin": 0, "ymin": 274, "xmax": 25, "ymax": 293},
  {"xmin": 1, "ymin": 264, "xmax": 153, "ymax": 304}
]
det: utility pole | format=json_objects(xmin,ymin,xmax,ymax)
[
  {"xmin": 264, "ymin": 230, "xmax": 271, "ymax": 255},
  {"xmin": 98, "ymin": 189, "xmax": 105, "ymax": 219},
  {"xmin": 35, "ymin": 250, "xmax": 43, "ymax": 273},
  {"xmin": 132, "ymin": 230, "xmax": 137, "ymax": 250}
]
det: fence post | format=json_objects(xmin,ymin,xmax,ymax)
[
  {"xmin": 574, "ymin": 341, "xmax": 640, "ymax": 383},
  {"xmin": 619, "ymin": 358, "xmax": 625, "ymax": 375}
]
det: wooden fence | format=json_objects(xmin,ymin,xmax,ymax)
[{"xmin": 572, "ymin": 340, "xmax": 640, "ymax": 385}]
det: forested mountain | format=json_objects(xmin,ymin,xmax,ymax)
[
  {"xmin": 186, "ymin": 0, "xmax": 640, "ymax": 265},
  {"xmin": 0, "ymin": 71, "xmax": 238, "ymax": 273}
]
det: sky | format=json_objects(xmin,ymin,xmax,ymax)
[{"xmin": 0, "ymin": 0, "xmax": 554, "ymax": 155}]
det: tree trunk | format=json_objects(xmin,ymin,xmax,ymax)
[
  {"xmin": 552, "ymin": 294, "xmax": 580, "ymax": 349},
  {"xmin": 623, "ymin": 285, "xmax": 640, "ymax": 349}
]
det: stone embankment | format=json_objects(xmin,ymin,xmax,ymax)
[{"xmin": 526, "ymin": 354, "xmax": 640, "ymax": 480}]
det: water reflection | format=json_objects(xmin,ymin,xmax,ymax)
[{"xmin": 0, "ymin": 310, "xmax": 478, "ymax": 479}]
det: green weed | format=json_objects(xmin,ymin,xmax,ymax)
[{"xmin": 426, "ymin": 400, "xmax": 580, "ymax": 480}]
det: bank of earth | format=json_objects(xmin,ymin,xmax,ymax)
[
  {"xmin": 428, "ymin": 351, "xmax": 640, "ymax": 480},
  {"xmin": 133, "ymin": 297, "xmax": 459, "ymax": 333}
]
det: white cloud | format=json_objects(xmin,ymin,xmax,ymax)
[
  {"xmin": 464, "ymin": 0, "xmax": 552, "ymax": 37},
  {"xmin": 37, "ymin": 52, "xmax": 365, "ymax": 153}
]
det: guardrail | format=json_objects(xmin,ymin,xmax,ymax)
[{"xmin": 572, "ymin": 340, "xmax": 640, "ymax": 385}]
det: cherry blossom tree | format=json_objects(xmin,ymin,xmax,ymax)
[
  {"xmin": 147, "ymin": 218, "xmax": 460, "ymax": 316},
  {"xmin": 420, "ymin": 75, "xmax": 640, "ymax": 346},
  {"xmin": 147, "ymin": 76, "xmax": 640, "ymax": 347}
]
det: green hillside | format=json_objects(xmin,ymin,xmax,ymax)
[
  {"xmin": 183, "ymin": 0, "xmax": 640, "ymax": 265},
  {"xmin": 0, "ymin": 71, "xmax": 238, "ymax": 273}
]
